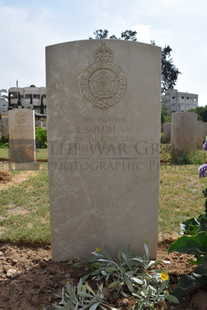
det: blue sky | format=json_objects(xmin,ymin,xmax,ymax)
[{"xmin": 0, "ymin": 0, "xmax": 207, "ymax": 105}]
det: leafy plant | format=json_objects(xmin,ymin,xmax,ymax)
[
  {"xmin": 36, "ymin": 127, "xmax": 47, "ymax": 148},
  {"xmin": 170, "ymin": 149, "xmax": 207, "ymax": 165},
  {"xmin": 48, "ymin": 279, "xmax": 110, "ymax": 310},
  {"xmin": 48, "ymin": 247, "xmax": 178, "ymax": 309},
  {"xmin": 169, "ymin": 187, "xmax": 207, "ymax": 301},
  {"xmin": 0, "ymin": 136, "xmax": 8, "ymax": 147}
]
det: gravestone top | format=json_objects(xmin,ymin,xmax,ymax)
[{"xmin": 8, "ymin": 109, "xmax": 39, "ymax": 170}]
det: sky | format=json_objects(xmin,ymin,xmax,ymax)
[{"xmin": 0, "ymin": 0, "xmax": 206, "ymax": 105}]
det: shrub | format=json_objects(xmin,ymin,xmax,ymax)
[
  {"xmin": 0, "ymin": 136, "xmax": 9, "ymax": 147},
  {"xmin": 36, "ymin": 127, "xmax": 47, "ymax": 148},
  {"xmin": 171, "ymin": 149, "xmax": 207, "ymax": 165},
  {"xmin": 48, "ymin": 247, "xmax": 178, "ymax": 309},
  {"xmin": 169, "ymin": 187, "xmax": 207, "ymax": 301}
]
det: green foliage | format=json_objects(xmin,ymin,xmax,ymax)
[
  {"xmin": 89, "ymin": 29, "xmax": 180, "ymax": 94},
  {"xmin": 169, "ymin": 188, "xmax": 207, "ymax": 301},
  {"xmin": 161, "ymin": 106, "xmax": 171, "ymax": 125},
  {"xmin": 169, "ymin": 232, "xmax": 207, "ymax": 261},
  {"xmin": 0, "ymin": 138, "xmax": 8, "ymax": 148},
  {"xmin": 170, "ymin": 149, "xmax": 207, "ymax": 165},
  {"xmin": 49, "ymin": 248, "xmax": 178, "ymax": 309},
  {"xmin": 49, "ymin": 279, "xmax": 107, "ymax": 310},
  {"xmin": 89, "ymin": 29, "xmax": 137, "ymax": 41},
  {"xmin": 36, "ymin": 127, "xmax": 47, "ymax": 148},
  {"xmin": 161, "ymin": 46, "xmax": 180, "ymax": 94},
  {"xmin": 190, "ymin": 106, "xmax": 207, "ymax": 122}
]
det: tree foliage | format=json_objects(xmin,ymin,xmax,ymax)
[
  {"xmin": 190, "ymin": 106, "xmax": 207, "ymax": 122},
  {"xmin": 89, "ymin": 29, "xmax": 180, "ymax": 93},
  {"xmin": 161, "ymin": 105, "xmax": 171, "ymax": 124},
  {"xmin": 161, "ymin": 46, "xmax": 180, "ymax": 93}
]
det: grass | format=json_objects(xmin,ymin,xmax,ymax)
[
  {"xmin": 0, "ymin": 169, "xmax": 50, "ymax": 244},
  {"xmin": 160, "ymin": 164, "xmax": 207, "ymax": 234},
  {"xmin": 0, "ymin": 163, "xmax": 206, "ymax": 245},
  {"xmin": 0, "ymin": 147, "xmax": 48, "ymax": 160}
]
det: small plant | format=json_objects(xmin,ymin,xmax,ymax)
[
  {"xmin": 169, "ymin": 187, "xmax": 207, "ymax": 301},
  {"xmin": 36, "ymin": 127, "xmax": 47, "ymax": 148},
  {"xmin": 49, "ymin": 279, "xmax": 109, "ymax": 310},
  {"xmin": 0, "ymin": 136, "xmax": 8, "ymax": 148},
  {"xmin": 48, "ymin": 247, "xmax": 178, "ymax": 309}
]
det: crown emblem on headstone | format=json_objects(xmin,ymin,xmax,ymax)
[
  {"xmin": 95, "ymin": 42, "xmax": 113, "ymax": 64},
  {"xmin": 79, "ymin": 42, "xmax": 127, "ymax": 110}
]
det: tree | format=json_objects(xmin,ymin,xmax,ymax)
[
  {"xmin": 190, "ymin": 106, "xmax": 207, "ymax": 122},
  {"xmin": 89, "ymin": 29, "xmax": 180, "ymax": 93},
  {"xmin": 161, "ymin": 46, "xmax": 180, "ymax": 93}
]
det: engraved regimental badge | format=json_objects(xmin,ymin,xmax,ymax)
[{"xmin": 80, "ymin": 42, "xmax": 127, "ymax": 110}]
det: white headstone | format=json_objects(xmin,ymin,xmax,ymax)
[
  {"xmin": 46, "ymin": 40, "xmax": 161, "ymax": 261},
  {"xmin": 8, "ymin": 109, "xmax": 39, "ymax": 170}
]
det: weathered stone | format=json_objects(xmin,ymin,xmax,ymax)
[
  {"xmin": 0, "ymin": 117, "xmax": 8, "ymax": 139},
  {"xmin": 46, "ymin": 40, "xmax": 161, "ymax": 261},
  {"xmin": 171, "ymin": 112, "xmax": 198, "ymax": 152},
  {"xmin": 8, "ymin": 109, "xmax": 39, "ymax": 170},
  {"xmin": 162, "ymin": 122, "xmax": 171, "ymax": 143},
  {"xmin": 196, "ymin": 120, "xmax": 207, "ymax": 148}
]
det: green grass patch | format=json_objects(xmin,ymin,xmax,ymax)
[
  {"xmin": 0, "ymin": 147, "xmax": 48, "ymax": 160},
  {"xmin": 0, "ymin": 164, "xmax": 206, "ymax": 244},
  {"xmin": 160, "ymin": 164, "xmax": 207, "ymax": 233},
  {"xmin": 0, "ymin": 170, "xmax": 50, "ymax": 244}
]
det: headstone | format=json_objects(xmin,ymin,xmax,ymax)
[
  {"xmin": 0, "ymin": 117, "xmax": 9, "ymax": 139},
  {"xmin": 196, "ymin": 121, "xmax": 207, "ymax": 148},
  {"xmin": 162, "ymin": 122, "xmax": 171, "ymax": 143},
  {"xmin": 46, "ymin": 40, "xmax": 161, "ymax": 261},
  {"xmin": 8, "ymin": 109, "xmax": 39, "ymax": 170},
  {"xmin": 171, "ymin": 112, "xmax": 198, "ymax": 152}
]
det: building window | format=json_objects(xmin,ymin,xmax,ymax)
[
  {"xmin": 33, "ymin": 94, "xmax": 40, "ymax": 99},
  {"xmin": 181, "ymin": 96, "xmax": 184, "ymax": 99},
  {"xmin": 187, "ymin": 97, "xmax": 189, "ymax": 100},
  {"xmin": 172, "ymin": 96, "xmax": 175, "ymax": 99}
]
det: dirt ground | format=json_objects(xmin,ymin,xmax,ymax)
[
  {"xmin": 0, "ymin": 170, "xmax": 38, "ymax": 191},
  {"xmin": 0, "ymin": 240, "xmax": 197, "ymax": 310},
  {"xmin": 0, "ymin": 167, "xmax": 203, "ymax": 309}
]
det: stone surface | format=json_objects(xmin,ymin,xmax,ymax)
[
  {"xmin": 8, "ymin": 109, "xmax": 39, "ymax": 170},
  {"xmin": 196, "ymin": 120, "xmax": 207, "ymax": 148},
  {"xmin": 46, "ymin": 39, "xmax": 161, "ymax": 261},
  {"xmin": 0, "ymin": 117, "xmax": 8, "ymax": 139},
  {"xmin": 171, "ymin": 112, "xmax": 198, "ymax": 152},
  {"xmin": 162, "ymin": 122, "xmax": 171, "ymax": 143}
]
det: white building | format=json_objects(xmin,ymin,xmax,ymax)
[
  {"xmin": 162, "ymin": 89, "xmax": 198, "ymax": 113},
  {"xmin": 0, "ymin": 97, "xmax": 8, "ymax": 114},
  {"xmin": 8, "ymin": 86, "xmax": 46, "ymax": 116}
]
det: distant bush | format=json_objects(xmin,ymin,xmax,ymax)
[
  {"xmin": 36, "ymin": 127, "xmax": 47, "ymax": 148},
  {"xmin": 169, "ymin": 188, "xmax": 207, "ymax": 302},
  {"xmin": 171, "ymin": 149, "xmax": 207, "ymax": 165},
  {"xmin": 0, "ymin": 136, "xmax": 8, "ymax": 148}
]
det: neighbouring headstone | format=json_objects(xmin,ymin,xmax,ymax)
[
  {"xmin": 196, "ymin": 120, "xmax": 207, "ymax": 148},
  {"xmin": 0, "ymin": 117, "xmax": 9, "ymax": 139},
  {"xmin": 171, "ymin": 112, "xmax": 198, "ymax": 152},
  {"xmin": 46, "ymin": 40, "xmax": 161, "ymax": 261},
  {"xmin": 162, "ymin": 122, "xmax": 171, "ymax": 143},
  {"xmin": 8, "ymin": 109, "xmax": 39, "ymax": 170}
]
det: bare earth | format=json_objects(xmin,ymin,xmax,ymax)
[
  {"xmin": 0, "ymin": 241, "xmax": 197, "ymax": 310},
  {"xmin": 0, "ymin": 170, "xmax": 38, "ymax": 191}
]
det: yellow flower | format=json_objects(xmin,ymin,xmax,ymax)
[
  {"xmin": 160, "ymin": 273, "xmax": 169, "ymax": 281},
  {"xmin": 95, "ymin": 248, "xmax": 102, "ymax": 253}
]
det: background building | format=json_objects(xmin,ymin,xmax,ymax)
[
  {"xmin": 0, "ymin": 89, "xmax": 8, "ymax": 115},
  {"xmin": 8, "ymin": 85, "xmax": 47, "ymax": 116},
  {"xmin": 162, "ymin": 89, "xmax": 198, "ymax": 113},
  {"xmin": 0, "ymin": 97, "xmax": 8, "ymax": 114}
]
